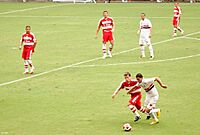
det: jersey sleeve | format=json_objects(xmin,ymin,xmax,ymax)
[
  {"xmin": 119, "ymin": 81, "xmax": 125, "ymax": 89},
  {"xmin": 31, "ymin": 33, "xmax": 37, "ymax": 43},
  {"xmin": 97, "ymin": 19, "xmax": 102, "ymax": 28},
  {"xmin": 148, "ymin": 20, "xmax": 152, "ymax": 28},
  {"xmin": 178, "ymin": 7, "xmax": 182, "ymax": 15},
  {"xmin": 148, "ymin": 78, "xmax": 156, "ymax": 84},
  {"xmin": 20, "ymin": 35, "xmax": 24, "ymax": 44}
]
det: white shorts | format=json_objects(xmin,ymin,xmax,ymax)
[
  {"xmin": 144, "ymin": 87, "xmax": 159, "ymax": 109},
  {"xmin": 139, "ymin": 35, "xmax": 151, "ymax": 45}
]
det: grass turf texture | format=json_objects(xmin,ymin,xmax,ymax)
[{"xmin": 0, "ymin": 3, "xmax": 200, "ymax": 135}]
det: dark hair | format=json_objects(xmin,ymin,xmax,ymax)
[
  {"xmin": 141, "ymin": 13, "xmax": 146, "ymax": 16},
  {"xmin": 26, "ymin": 25, "xmax": 31, "ymax": 29},
  {"xmin": 136, "ymin": 73, "xmax": 143, "ymax": 78},
  {"xmin": 103, "ymin": 10, "xmax": 108, "ymax": 13},
  {"xmin": 124, "ymin": 72, "xmax": 131, "ymax": 77}
]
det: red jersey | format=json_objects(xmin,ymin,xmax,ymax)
[
  {"xmin": 119, "ymin": 79, "xmax": 141, "ymax": 94},
  {"xmin": 174, "ymin": 6, "xmax": 182, "ymax": 18},
  {"xmin": 20, "ymin": 32, "xmax": 36, "ymax": 46},
  {"xmin": 98, "ymin": 17, "xmax": 114, "ymax": 33}
]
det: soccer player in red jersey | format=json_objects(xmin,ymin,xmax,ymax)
[
  {"xmin": 112, "ymin": 72, "xmax": 146, "ymax": 122},
  {"xmin": 19, "ymin": 26, "xmax": 37, "ymax": 74},
  {"xmin": 173, "ymin": 2, "xmax": 184, "ymax": 37},
  {"xmin": 96, "ymin": 11, "xmax": 115, "ymax": 59}
]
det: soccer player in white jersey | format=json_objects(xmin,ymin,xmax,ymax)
[
  {"xmin": 127, "ymin": 73, "xmax": 167, "ymax": 125},
  {"xmin": 137, "ymin": 13, "xmax": 154, "ymax": 59}
]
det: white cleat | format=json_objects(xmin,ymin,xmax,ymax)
[
  {"xmin": 108, "ymin": 51, "xmax": 112, "ymax": 58},
  {"xmin": 30, "ymin": 66, "xmax": 35, "ymax": 74},
  {"xmin": 150, "ymin": 56, "xmax": 154, "ymax": 59},
  {"xmin": 23, "ymin": 71, "xmax": 29, "ymax": 74},
  {"xmin": 173, "ymin": 33, "xmax": 177, "ymax": 37},
  {"xmin": 102, "ymin": 54, "xmax": 107, "ymax": 59},
  {"xmin": 181, "ymin": 30, "xmax": 184, "ymax": 35},
  {"xmin": 140, "ymin": 55, "xmax": 146, "ymax": 58}
]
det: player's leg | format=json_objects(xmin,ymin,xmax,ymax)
[
  {"xmin": 22, "ymin": 48, "xmax": 29, "ymax": 74},
  {"xmin": 148, "ymin": 96, "xmax": 160, "ymax": 125},
  {"xmin": 26, "ymin": 49, "xmax": 35, "ymax": 74},
  {"xmin": 144, "ymin": 96, "xmax": 151, "ymax": 120},
  {"xmin": 139, "ymin": 37, "xmax": 145, "ymax": 58},
  {"xmin": 128, "ymin": 95, "xmax": 141, "ymax": 122},
  {"xmin": 108, "ymin": 33, "xmax": 114, "ymax": 58},
  {"xmin": 146, "ymin": 37, "xmax": 154, "ymax": 59},
  {"xmin": 102, "ymin": 33, "xmax": 108, "ymax": 59},
  {"xmin": 173, "ymin": 17, "xmax": 178, "ymax": 37},
  {"xmin": 176, "ymin": 18, "xmax": 184, "ymax": 35},
  {"xmin": 128, "ymin": 104, "xmax": 141, "ymax": 122}
]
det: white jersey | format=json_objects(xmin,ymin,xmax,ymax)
[
  {"xmin": 137, "ymin": 78, "xmax": 158, "ymax": 97},
  {"xmin": 140, "ymin": 18, "xmax": 152, "ymax": 37}
]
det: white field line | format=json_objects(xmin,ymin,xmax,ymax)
[
  {"xmin": 72, "ymin": 54, "xmax": 200, "ymax": 68},
  {"xmin": 0, "ymin": 15, "xmax": 200, "ymax": 20},
  {"xmin": 0, "ymin": 31, "xmax": 199, "ymax": 87},
  {"xmin": 183, "ymin": 36, "xmax": 200, "ymax": 41},
  {"xmin": 0, "ymin": 4, "xmax": 66, "ymax": 15}
]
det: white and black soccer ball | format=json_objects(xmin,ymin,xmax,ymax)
[{"xmin": 122, "ymin": 123, "xmax": 132, "ymax": 132}]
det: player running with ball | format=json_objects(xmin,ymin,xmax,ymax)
[
  {"xmin": 127, "ymin": 73, "xmax": 167, "ymax": 125},
  {"xmin": 112, "ymin": 72, "xmax": 146, "ymax": 122},
  {"xmin": 96, "ymin": 11, "xmax": 115, "ymax": 59},
  {"xmin": 19, "ymin": 25, "xmax": 37, "ymax": 74}
]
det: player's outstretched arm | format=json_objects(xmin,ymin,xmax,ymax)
[
  {"xmin": 155, "ymin": 77, "xmax": 167, "ymax": 89},
  {"xmin": 112, "ymin": 87, "xmax": 121, "ymax": 99}
]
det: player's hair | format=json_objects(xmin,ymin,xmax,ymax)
[
  {"xmin": 103, "ymin": 10, "xmax": 108, "ymax": 14},
  {"xmin": 141, "ymin": 13, "xmax": 146, "ymax": 16},
  {"xmin": 136, "ymin": 73, "xmax": 143, "ymax": 78},
  {"xmin": 124, "ymin": 72, "xmax": 131, "ymax": 77},
  {"xmin": 25, "ymin": 25, "xmax": 31, "ymax": 29}
]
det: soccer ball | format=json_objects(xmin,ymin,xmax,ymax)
[{"xmin": 122, "ymin": 123, "xmax": 132, "ymax": 132}]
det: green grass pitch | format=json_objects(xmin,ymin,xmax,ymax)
[{"xmin": 0, "ymin": 2, "xmax": 200, "ymax": 135}]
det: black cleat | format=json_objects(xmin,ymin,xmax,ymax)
[
  {"xmin": 146, "ymin": 115, "xmax": 151, "ymax": 120},
  {"xmin": 134, "ymin": 116, "xmax": 141, "ymax": 122}
]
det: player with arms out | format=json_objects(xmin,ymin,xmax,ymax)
[
  {"xmin": 19, "ymin": 25, "xmax": 37, "ymax": 74},
  {"xmin": 127, "ymin": 73, "xmax": 167, "ymax": 125},
  {"xmin": 96, "ymin": 11, "xmax": 115, "ymax": 59},
  {"xmin": 112, "ymin": 72, "xmax": 146, "ymax": 122},
  {"xmin": 137, "ymin": 13, "xmax": 154, "ymax": 59},
  {"xmin": 173, "ymin": 2, "xmax": 184, "ymax": 37}
]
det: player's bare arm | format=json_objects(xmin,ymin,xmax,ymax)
[
  {"xmin": 111, "ymin": 22, "xmax": 115, "ymax": 32},
  {"xmin": 19, "ymin": 38, "xmax": 23, "ymax": 50},
  {"xmin": 149, "ymin": 27, "xmax": 152, "ymax": 38},
  {"xmin": 154, "ymin": 77, "xmax": 167, "ymax": 89},
  {"xmin": 95, "ymin": 25, "xmax": 101, "ymax": 38},
  {"xmin": 112, "ymin": 87, "xmax": 121, "ymax": 99}
]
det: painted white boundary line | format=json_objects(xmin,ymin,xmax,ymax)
[
  {"xmin": 183, "ymin": 36, "xmax": 200, "ymax": 41},
  {"xmin": 72, "ymin": 54, "xmax": 200, "ymax": 68},
  {"xmin": 0, "ymin": 31, "xmax": 199, "ymax": 87},
  {"xmin": 0, "ymin": 4, "xmax": 66, "ymax": 15}
]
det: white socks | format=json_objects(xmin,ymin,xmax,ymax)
[
  {"xmin": 148, "ymin": 44, "xmax": 154, "ymax": 57},
  {"xmin": 140, "ymin": 45, "xmax": 145, "ymax": 57}
]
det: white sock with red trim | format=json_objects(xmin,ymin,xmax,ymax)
[
  {"xmin": 24, "ymin": 60, "xmax": 29, "ymax": 72},
  {"xmin": 102, "ymin": 44, "xmax": 107, "ymax": 58}
]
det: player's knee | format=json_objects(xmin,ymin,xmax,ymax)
[{"xmin": 128, "ymin": 104, "xmax": 135, "ymax": 110}]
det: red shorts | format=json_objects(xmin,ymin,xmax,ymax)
[
  {"xmin": 128, "ymin": 92, "xmax": 142, "ymax": 110},
  {"xmin": 102, "ymin": 32, "xmax": 114, "ymax": 43},
  {"xmin": 173, "ymin": 17, "xmax": 180, "ymax": 26},
  {"xmin": 22, "ymin": 45, "xmax": 33, "ymax": 60}
]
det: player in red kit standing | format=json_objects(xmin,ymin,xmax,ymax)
[
  {"xmin": 96, "ymin": 11, "xmax": 115, "ymax": 59},
  {"xmin": 19, "ymin": 26, "xmax": 37, "ymax": 74},
  {"xmin": 112, "ymin": 72, "xmax": 146, "ymax": 122},
  {"xmin": 173, "ymin": 2, "xmax": 184, "ymax": 37}
]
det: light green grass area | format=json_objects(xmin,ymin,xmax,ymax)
[{"xmin": 0, "ymin": 3, "xmax": 200, "ymax": 135}]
